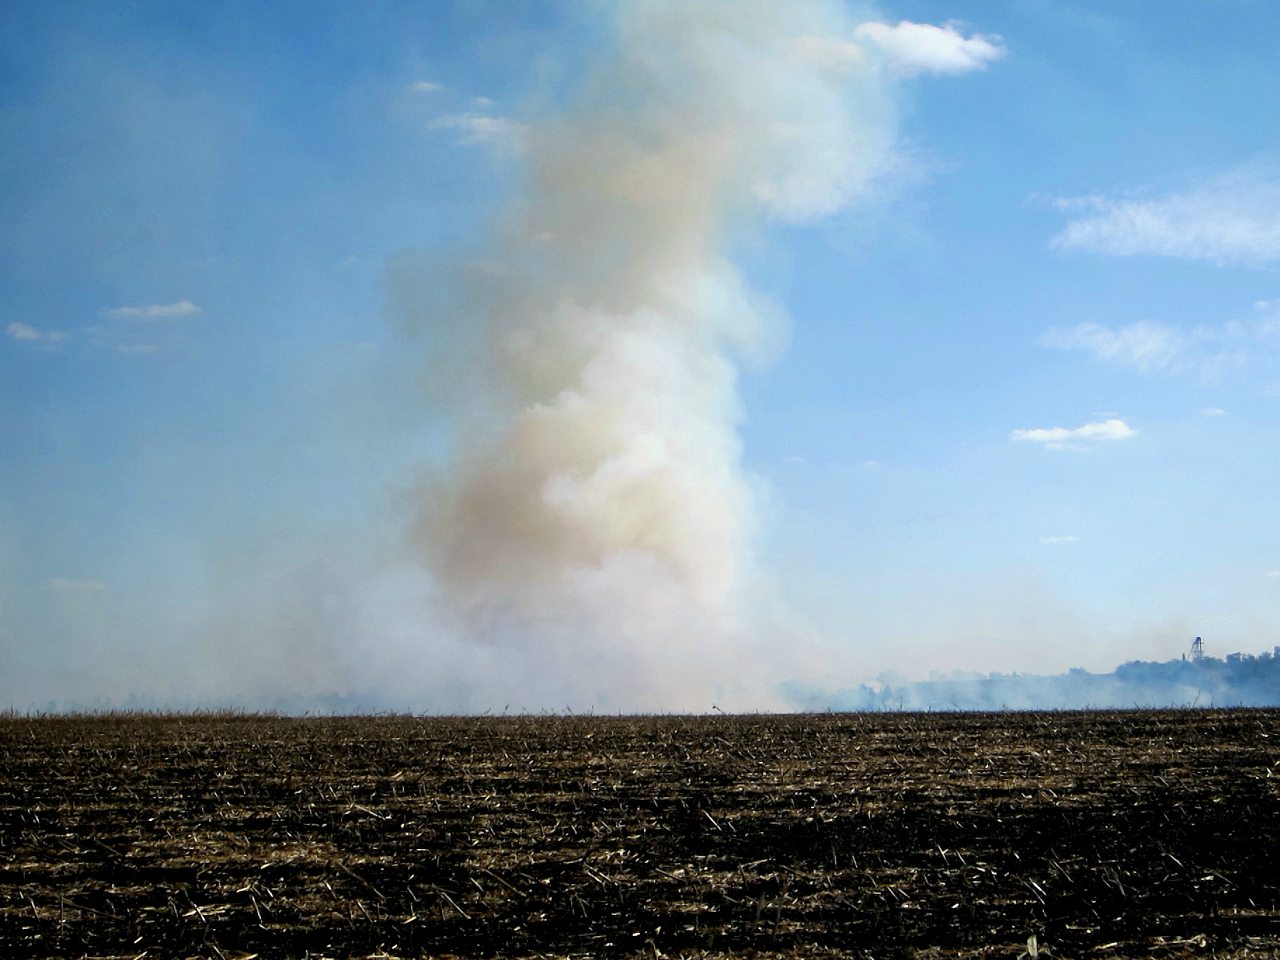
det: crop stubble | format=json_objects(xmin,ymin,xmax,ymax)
[{"xmin": 1, "ymin": 710, "xmax": 1278, "ymax": 959}]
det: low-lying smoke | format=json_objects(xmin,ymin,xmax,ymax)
[{"xmin": 398, "ymin": 1, "xmax": 895, "ymax": 710}]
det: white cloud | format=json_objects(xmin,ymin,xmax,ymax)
[
  {"xmin": 1267, "ymin": 570, "xmax": 1280, "ymax": 580},
  {"xmin": 104, "ymin": 299, "xmax": 201, "ymax": 320},
  {"xmin": 431, "ymin": 113, "xmax": 527, "ymax": 151},
  {"xmin": 411, "ymin": 81, "xmax": 444, "ymax": 93},
  {"xmin": 1042, "ymin": 316, "xmax": 1276, "ymax": 379},
  {"xmin": 49, "ymin": 577, "xmax": 107, "ymax": 592},
  {"xmin": 1040, "ymin": 535, "xmax": 1081, "ymax": 545},
  {"xmin": 79, "ymin": 321, "xmax": 176, "ymax": 355},
  {"xmin": 1042, "ymin": 320, "xmax": 1189, "ymax": 372},
  {"xmin": 853, "ymin": 20, "xmax": 1006, "ymax": 76},
  {"xmin": 1050, "ymin": 166, "xmax": 1280, "ymax": 265},
  {"xmin": 1010, "ymin": 417, "xmax": 1137, "ymax": 448},
  {"xmin": 5, "ymin": 321, "xmax": 66, "ymax": 344},
  {"xmin": 6, "ymin": 321, "xmax": 41, "ymax": 341},
  {"xmin": 1200, "ymin": 407, "xmax": 1227, "ymax": 417}
]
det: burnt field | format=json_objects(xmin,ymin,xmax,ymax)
[{"xmin": 2, "ymin": 710, "xmax": 1278, "ymax": 959}]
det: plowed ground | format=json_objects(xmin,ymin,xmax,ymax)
[{"xmin": 2, "ymin": 710, "xmax": 1278, "ymax": 959}]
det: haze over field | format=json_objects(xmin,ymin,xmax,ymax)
[{"xmin": 3, "ymin": 2, "xmax": 1278, "ymax": 712}]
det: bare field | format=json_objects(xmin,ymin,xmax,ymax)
[{"xmin": 2, "ymin": 710, "xmax": 1278, "ymax": 959}]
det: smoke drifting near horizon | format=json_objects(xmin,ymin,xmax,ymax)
[{"xmin": 381, "ymin": 3, "xmax": 995, "ymax": 711}]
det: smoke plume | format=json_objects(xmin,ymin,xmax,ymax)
[{"xmin": 392, "ymin": 1, "xmax": 897, "ymax": 711}]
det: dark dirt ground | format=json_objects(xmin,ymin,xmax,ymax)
[{"xmin": 2, "ymin": 709, "xmax": 1278, "ymax": 959}]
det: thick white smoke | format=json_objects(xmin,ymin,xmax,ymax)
[{"xmin": 394, "ymin": 1, "xmax": 902, "ymax": 711}]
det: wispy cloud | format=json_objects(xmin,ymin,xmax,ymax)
[
  {"xmin": 104, "ymin": 299, "xmax": 201, "ymax": 321},
  {"xmin": 1040, "ymin": 535, "xmax": 1081, "ymax": 545},
  {"xmin": 1042, "ymin": 320, "xmax": 1189, "ymax": 372},
  {"xmin": 6, "ymin": 321, "xmax": 65, "ymax": 343},
  {"xmin": 1267, "ymin": 570, "xmax": 1280, "ymax": 580},
  {"xmin": 48, "ymin": 577, "xmax": 108, "ymax": 592},
  {"xmin": 1010, "ymin": 417, "xmax": 1137, "ymax": 449},
  {"xmin": 1043, "ymin": 316, "xmax": 1275, "ymax": 379},
  {"xmin": 86, "ymin": 319, "xmax": 179, "ymax": 357},
  {"xmin": 431, "ymin": 112, "xmax": 527, "ymax": 151},
  {"xmin": 1050, "ymin": 165, "xmax": 1280, "ymax": 265},
  {"xmin": 853, "ymin": 20, "xmax": 1006, "ymax": 76},
  {"xmin": 410, "ymin": 77, "xmax": 523, "ymax": 153},
  {"xmin": 1200, "ymin": 407, "xmax": 1227, "ymax": 418},
  {"xmin": 6, "ymin": 322, "xmax": 41, "ymax": 341}
]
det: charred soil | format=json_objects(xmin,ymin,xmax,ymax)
[{"xmin": 2, "ymin": 710, "xmax": 1278, "ymax": 959}]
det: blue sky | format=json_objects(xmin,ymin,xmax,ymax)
[{"xmin": 3, "ymin": 1, "xmax": 1278, "ymax": 711}]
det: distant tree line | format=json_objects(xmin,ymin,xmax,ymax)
[{"xmin": 789, "ymin": 646, "xmax": 1280, "ymax": 712}]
